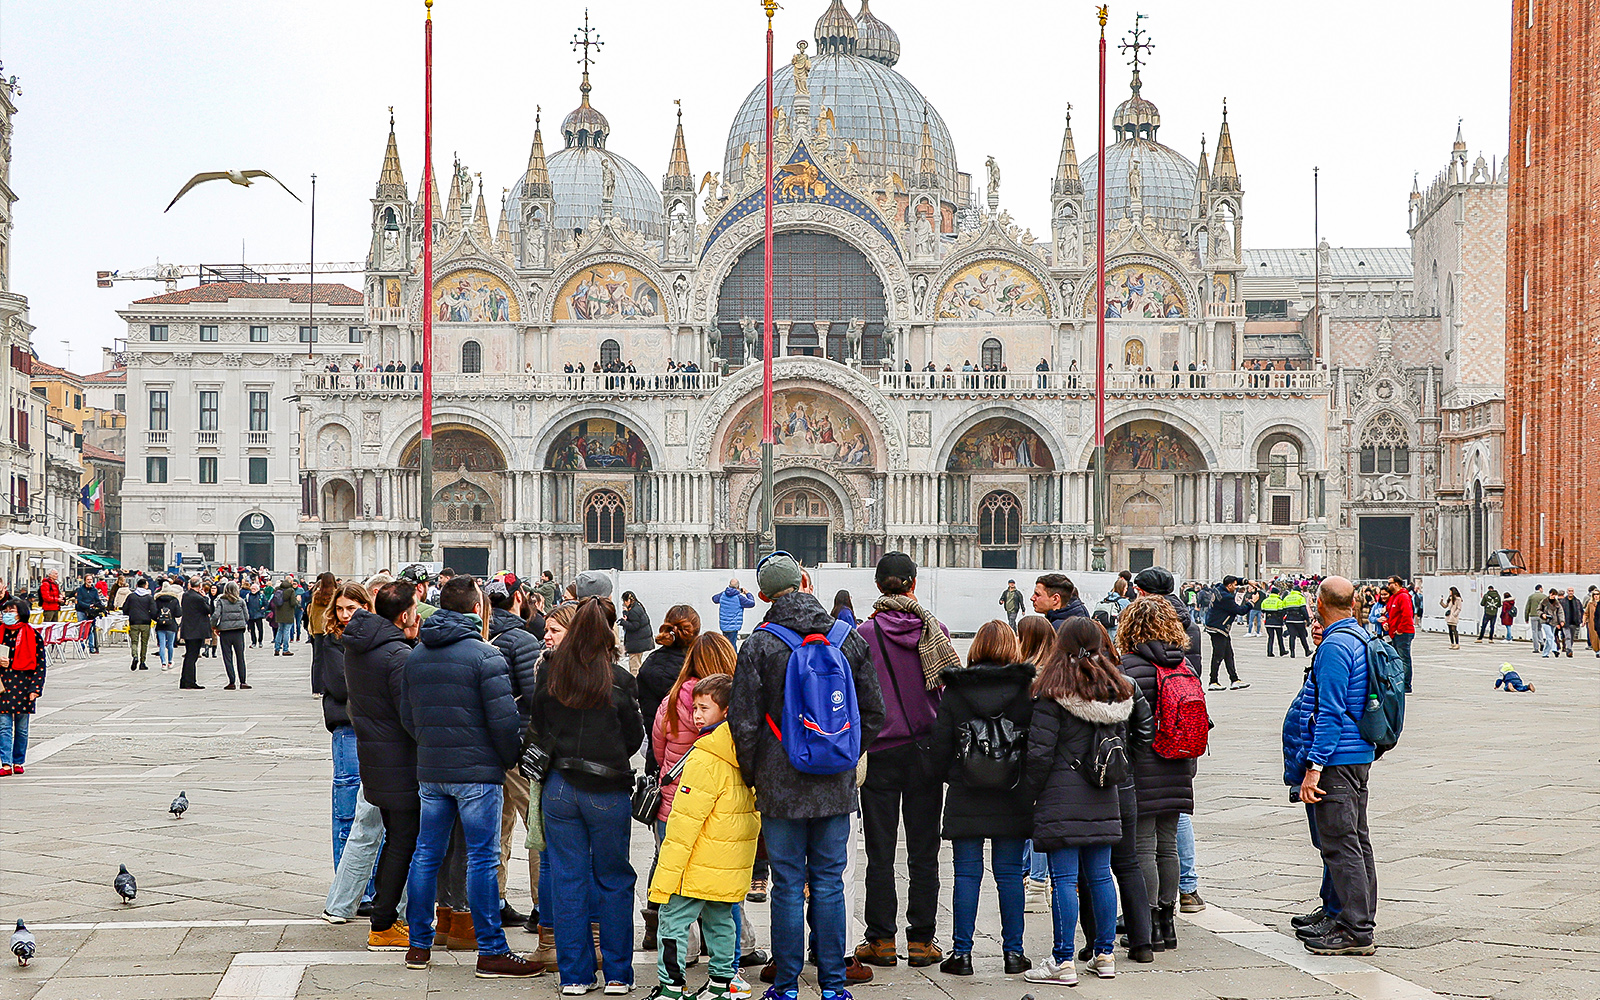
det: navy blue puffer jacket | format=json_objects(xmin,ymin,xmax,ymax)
[{"xmin": 401, "ymin": 609, "xmax": 521, "ymax": 785}]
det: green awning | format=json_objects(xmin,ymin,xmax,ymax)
[{"xmin": 74, "ymin": 553, "xmax": 120, "ymax": 569}]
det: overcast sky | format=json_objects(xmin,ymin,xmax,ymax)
[{"xmin": 4, "ymin": 0, "xmax": 1510, "ymax": 371}]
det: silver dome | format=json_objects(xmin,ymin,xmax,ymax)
[
  {"xmin": 1080, "ymin": 138, "xmax": 1197, "ymax": 238},
  {"xmin": 724, "ymin": 53, "xmax": 963, "ymax": 202},
  {"xmin": 506, "ymin": 146, "xmax": 664, "ymax": 243}
]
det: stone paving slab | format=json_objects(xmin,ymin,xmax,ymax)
[{"xmin": 1, "ymin": 630, "xmax": 1595, "ymax": 1000}]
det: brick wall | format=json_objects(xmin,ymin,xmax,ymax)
[{"xmin": 1505, "ymin": 0, "xmax": 1599, "ymax": 572}]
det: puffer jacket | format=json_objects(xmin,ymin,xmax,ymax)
[
  {"xmin": 1281, "ymin": 662, "xmax": 1317, "ymax": 787},
  {"xmin": 1024, "ymin": 691, "xmax": 1133, "ymax": 850},
  {"xmin": 729, "ymin": 591, "xmax": 885, "ymax": 820},
  {"xmin": 341, "ymin": 609, "xmax": 418, "ymax": 810},
  {"xmin": 527, "ymin": 659, "xmax": 643, "ymax": 794},
  {"xmin": 637, "ymin": 643, "xmax": 688, "ymax": 775},
  {"xmin": 488, "ymin": 607, "xmax": 541, "ymax": 724},
  {"xmin": 1044, "ymin": 597, "xmax": 1090, "ymax": 628},
  {"xmin": 621, "ymin": 601, "xmax": 654, "ymax": 654},
  {"xmin": 1120, "ymin": 641, "xmax": 1198, "ymax": 815},
  {"xmin": 712, "ymin": 585, "xmax": 755, "ymax": 633},
  {"xmin": 152, "ymin": 591, "xmax": 181, "ymax": 632},
  {"xmin": 856, "ymin": 607, "xmax": 945, "ymax": 752},
  {"xmin": 928, "ymin": 661, "xmax": 1036, "ymax": 841},
  {"xmin": 652, "ymin": 676, "xmax": 703, "ymax": 819},
  {"xmin": 210, "ymin": 595, "xmax": 248, "ymax": 632},
  {"xmin": 647, "ymin": 722, "xmax": 760, "ymax": 905},
  {"xmin": 1159, "ymin": 594, "xmax": 1204, "ymax": 675},
  {"xmin": 245, "ymin": 589, "xmax": 269, "ymax": 620},
  {"xmin": 402, "ymin": 609, "xmax": 521, "ymax": 785},
  {"xmin": 318, "ymin": 629, "xmax": 352, "ymax": 732},
  {"xmin": 1305, "ymin": 618, "xmax": 1375, "ymax": 768},
  {"xmin": 122, "ymin": 588, "xmax": 155, "ymax": 627}
]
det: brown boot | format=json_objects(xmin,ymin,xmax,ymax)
[
  {"xmin": 474, "ymin": 952, "xmax": 543, "ymax": 978},
  {"xmin": 906, "ymin": 939, "xmax": 943, "ymax": 968},
  {"xmin": 432, "ymin": 907, "xmax": 453, "ymax": 950},
  {"xmin": 446, "ymin": 909, "xmax": 478, "ymax": 950},
  {"xmin": 532, "ymin": 926, "xmax": 557, "ymax": 966},
  {"xmin": 641, "ymin": 907, "xmax": 658, "ymax": 950},
  {"xmin": 855, "ymin": 938, "xmax": 898, "ymax": 967}
]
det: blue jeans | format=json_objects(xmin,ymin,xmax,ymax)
[
  {"xmin": 1504, "ymin": 621, "xmax": 1514, "ymax": 640},
  {"xmin": 325, "ymin": 789, "xmax": 389, "ymax": 917},
  {"xmin": 1540, "ymin": 624, "xmax": 1557, "ymax": 657},
  {"xmin": 1247, "ymin": 609, "xmax": 1263, "ymax": 634},
  {"xmin": 1390, "ymin": 631, "xmax": 1414, "ymax": 690},
  {"xmin": 331, "ymin": 726, "xmax": 361, "ymax": 868},
  {"xmin": 273, "ymin": 622, "xmax": 294, "ymax": 653},
  {"xmin": 950, "ymin": 837, "xmax": 1025, "ymax": 955},
  {"xmin": 764, "ymin": 813, "xmax": 849, "ymax": 993},
  {"xmin": 1025, "ymin": 839, "xmax": 1050, "ymax": 881},
  {"xmin": 0, "ymin": 713, "xmax": 30, "ymax": 767},
  {"xmin": 406, "ymin": 781, "xmax": 509, "ymax": 954},
  {"xmin": 1047, "ymin": 845, "xmax": 1116, "ymax": 962},
  {"xmin": 155, "ymin": 628, "xmax": 176, "ymax": 666},
  {"xmin": 543, "ymin": 772, "xmax": 636, "ymax": 987},
  {"xmin": 1305, "ymin": 804, "xmax": 1341, "ymax": 916},
  {"xmin": 1177, "ymin": 813, "xmax": 1197, "ymax": 894},
  {"xmin": 722, "ymin": 630, "xmax": 740, "ymax": 649}
]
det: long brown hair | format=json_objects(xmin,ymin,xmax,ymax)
[
  {"xmin": 328, "ymin": 582, "xmax": 373, "ymax": 637},
  {"xmin": 1113, "ymin": 595, "xmax": 1189, "ymax": 656},
  {"xmin": 967, "ymin": 620, "xmax": 1021, "ymax": 666},
  {"xmin": 311, "ymin": 571, "xmax": 339, "ymax": 606},
  {"xmin": 665, "ymin": 631, "xmax": 737, "ymax": 738},
  {"xmin": 1033, "ymin": 616, "xmax": 1133, "ymax": 703},
  {"xmin": 1016, "ymin": 615, "xmax": 1056, "ymax": 664},
  {"xmin": 656, "ymin": 604, "xmax": 700, "ymax": 649},
  {"xmin": 546, "ymin": 596, "xmax": 618, "ymax": 709}
]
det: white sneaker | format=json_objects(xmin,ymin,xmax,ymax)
[
  {"xmin": 1025, "ymin": 878, "xmax": 1051, "ymax": 913},
  {"xmin": 602, "ymin": 983, "xmax": 632, "ymax": 996},
  {"xmin": 1024, "ymin": 957, "xmax": 1078, "ymax": 986},
  {"xmin": 1086, "ymin": 953, "xmax": 1116, "ymax": 978},
  {"xmin": 1208, "ymin": 682, "xmax": 1227, "ymax": 691},
  {"xmin": 1230, "ymin": 680, "xmax": 1251, "ymax": 690},
  {"xmin": 318, "ymin": 910, "xmax": 348, "ymax": 924},
  {"xmin": 561, "ymin": 985, "xmax": 596, "ymax": 997}
]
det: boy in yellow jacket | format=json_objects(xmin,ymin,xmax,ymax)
[{"xmin": 647, "ymin": 673, "xmax": 760, "ymax": 1000}]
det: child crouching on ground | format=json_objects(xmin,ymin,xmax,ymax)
[
  {"xmin": 1494, "ymin": 664, "xmax": 1535, "ymax": 693},
  {"xmin": 647, "ymin": 672, "xmax": 759, "ymax": 999}
]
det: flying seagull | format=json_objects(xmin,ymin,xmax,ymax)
[
  {"xmin": 10, "ymin": 920, "xmax": 34, "ymax": 967},
  {"xmin": 114, "ymin": 864, "xmax": 137, "ymax": 903},
  {"xmin": 164, "ymin": 170, "xmax": 301, "ymax": 212},
  {"xmin": 170, "ymin": 790, "xmax": 189, "ymax": 819}
]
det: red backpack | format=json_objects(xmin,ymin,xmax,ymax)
[{"xmin": 1151, "ymin": 659, "xmax": 1211, "ymax": 759}]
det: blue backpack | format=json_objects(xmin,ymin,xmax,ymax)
[
  {"xmin": 757, "ymin": 620, "xmax": 861, "ymax": 775},
  {"xmin": 1358, "ymin": 634, "xmax": 1407, "ymax": 758}
]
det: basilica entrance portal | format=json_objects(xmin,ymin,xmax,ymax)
[{"xmin": 774, "ymin": 487, "xmax": 832, "ymax": 566}]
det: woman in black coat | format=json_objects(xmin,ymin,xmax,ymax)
[
  {"xmin": 927, "ymin": 622, "xmax": 1036, "ymax": 977},
  {"xmin": 634, "ymin": 604, "xmax": 699, "ymax": 778},
  {"xmin": 1116, "ymin": 595, "xmax": 1199, "ymax": 952},
  {"xmin": 1022, "ymin": 617, "xmax": 1137, "ymax": 987}
]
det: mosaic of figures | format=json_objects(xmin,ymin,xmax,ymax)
[
  {"xmin": 546, "ymin": 418, "xmax": 652, "ymax": 471},
  {"xmin": 401, "ymin": 427, "xmax": 506, "ymax": 472},
  {"xmin": 1104, "ymin": 419, "xmax": 1204, "ymax": 472},
  {"xmin": 723, "ymin": 390, "xmax": 871, "ymax": 468},
  {"xmin": 937, "ymin": 260, "xmax": 1051, "ymax": 320},
  {"xmin": 552, "ymin": 264, "xmax": 664, "ymax": 322},
  {"xmin": 433, "ymin": 269, "xmax": 519, "ymax": 323},
  {"xmin": 1085, "ymin": 263, "xmax": 1189, "ymax": 319},
  {"xmin": 946, "ymin": 417, "xmax": 1056, "ymax": 472}
]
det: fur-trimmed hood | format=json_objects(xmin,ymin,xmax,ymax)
[{"xmin": 1055, "ymin": 694, "xmax": 1133, "ymax": 725}]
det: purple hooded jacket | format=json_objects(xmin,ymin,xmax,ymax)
[{"xmin": 856, "ymin": 608, "xmax": 946, "ymax": 752}]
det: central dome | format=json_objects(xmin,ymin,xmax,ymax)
[
  {"xmin": 724, "ymin": 2, "xmax": 964, "ymax": 204},
  {"xmin": 1081, "ymin": 72, "xmax": 1197, "ymax": 237}
]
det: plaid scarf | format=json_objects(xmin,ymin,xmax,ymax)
[{"xmin": 871, "ymin": 594, "xmax": 958, "ymax": 691}]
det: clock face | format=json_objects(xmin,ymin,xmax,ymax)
[{"xmin": 250, "ymin": 514, "xmax": 264, "ymax": 530}]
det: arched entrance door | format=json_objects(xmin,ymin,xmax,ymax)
[
  {"xmin": 238, "ymin": 512, "xmax": 275, "ymax": 570},
  {"xmin": 773, "ymin": 487, "xmax": 832, "ymax": 567}
]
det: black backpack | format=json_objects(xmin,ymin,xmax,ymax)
[
  {"xmin": 956, "ymin": 711, "xmax": 1026, "ymax": 790},
  {"xmin": 155, "ymin": 600, "xmax": 176, "ymax": 628},
  {"xmin": 1072, "ymin": 720, "xmax": 1131, "ymax": 788}
]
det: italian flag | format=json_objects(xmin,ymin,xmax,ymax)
[{"xmin": 84, "ymin": 479, "xmax": 103, "ymax": 512}]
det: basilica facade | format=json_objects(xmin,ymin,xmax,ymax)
[{"xmin": 292, "ymin": 1, "xmax": 1501, "ymax": 583}]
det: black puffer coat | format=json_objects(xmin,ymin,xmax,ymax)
[
  {"xmin": 1024, "ymin": 692, "xmax": 1134, "ymax": 850},
  {"xmin": 1120, "ymin": 641, "xmax": 1197, "ymax": 816},
  {"xmin": 318, "ymin": 630, "xmax": 351, "ymax": 732},
  {"xmin": 637, "ymin": 643, "xmax": 687, "ymax": 775},
  {"xmin": 621, "ymin": 601, "xmax": 654, "ymax": 654},
  {"xmin": 928, "ymin": 661, "xmax": 1036, "ymax": 841},
  {"xmin": 729, "ymin": 591, "xmax": 886, "ymax": 820},
  {"xmin": 341, "ymin": 609, "xmax": 418, "ymax": 810},
  {"xmin": 488, "ymin": 607, "xmax": 542, "ymax": 725},
  {"xmin": 1160, "ymin": 594, "xmax": 1203, "ymax": 676},
  {"xmin": 401, "ymin": 610, "xmax": 521, "ymax": 785}
]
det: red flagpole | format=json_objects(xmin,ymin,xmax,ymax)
[
  {"xmin": 1092, "ymin": 5, "xmax": 1109, "ymax": 570},
  {"xmin": 759, "ymin": 0, "xmax": 778, "ymax": 558},
  {"xmin": 420, "ymin": 0, "xmax": 435, "ymax": 561}
]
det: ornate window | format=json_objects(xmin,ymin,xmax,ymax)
[
  {"xmin": 1121, "ymin": 491, "xmax": 1162, "ymax": 528},
  {"xmin": 585, "ymin": 489, "xmax": 626, "ymax": 546},
  {"xmin": 1359, "ymin": 412, "xmax": 1411, "ymax": 475},
  {"xmin": 978, "ymin": 490, "xmax": 1022, "ymax": 547},
  {"xmin": 432, "ymin": 480, "xmax": 492, "ymax": 524},
  {"xmin": 461, "ymin": 340, "xmax": 482, "ymax": 374},
  {"xmin": 600, "ymin": 338, "xmax": 621, "ymax": 367},
  {"xmin": 775, "ymin": 489, "xmax": 829, "ymax": 521},
  {"xmin": 981, "ymin": 338, "xmax": 1003, "ymax": 368},
  {"xmin": 1123, "ymin": 339, "xmax": 1145, "ymax": 368},
  {"xmin": 715, "ymin": 231, "xmax": 888, "ymax": 365}
]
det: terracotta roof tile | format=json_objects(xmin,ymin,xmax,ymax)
[
  {"xmin": 82, "ymin": 442, "xmax": 125, "ymax": 464},
  {"xmin": 82, "ymin": 369, "xmax": 126, "ymax": 384},
  {"xmin": 131, "ymin": 282, "xmax": 363, "ymax": 306}
]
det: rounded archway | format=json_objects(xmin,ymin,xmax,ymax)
[
  {"xmin": 721, "ymin": 388, "xmax": 876, "ymax": 470},
  {"xmin": 400, "ymin": 425, "xmax": 507, "ymax": 472},
  {"xmin": 546, "ymin": 417, "xmax": 652, "ymax": 471},
  {"xmin": 1101, "ymin": 419, "xmax": 1206, "ymax": 472},
  {"xmin": 320, "ymin": 480, "xmax": 355, "ymax": 523},
  {"xmin": 772, "ymin": 485, "xmax": 836, "ymax": 568},
  {"xmin": 715, "ymin": 231, "xmax": 888, "ymax": 364},
  {"xmin": 946, "ymin": 417, "xmax": 1056, "ymax": 472},
  {"xmin": 238, "ymin": 512, "xmax": 275, "ymax": 570}
]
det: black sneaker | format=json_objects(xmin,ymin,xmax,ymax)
[
  {"xmin": 1291, "ymin": 906, "xmax": 1329, "ymax": 930},
  {"xmin": 1295, "ymin": 915, "xmax": 1337, "ymax": 941},
  {"xmin": 357, "ymin": 900, "xmax": 374, "ymax": 918},
  {"xmin": 500, "ymin": 901, "xmax": 526, "ymax": 926},
  {"xmin": 1302, "ymin": 927, "xmax": 1375, "ymax": 956}
]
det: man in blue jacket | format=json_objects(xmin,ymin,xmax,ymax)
[
  {"xmin": 1203, "ymin": 576, "xmax": 1251, "ymax": 691},
  {"xmin": 399, "ymin": 575, "xmax": 540, "ymax": 978},
  {"xmin": 1290, "ymin": 576, "xmax": 1377, "ymax": 956},
  {"xmin": 712, "ymin": 577, "xmax": 755, "ymax": 648}
]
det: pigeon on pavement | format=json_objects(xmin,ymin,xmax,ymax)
[
  {"xmin": 114, "ymin": 864, "xmax": 137, "ymax": 903},
  {"xmin": 10, "ymin": 919, "xmax": 34, "ymax": 966},
  {"xmin": 170, "ymin": 790, "xmax": 189, "ymax": 819}
]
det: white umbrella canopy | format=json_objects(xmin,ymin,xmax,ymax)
[{"xmin": 0, "ymin": 532, "xmax": 88, "ymax": 553}]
